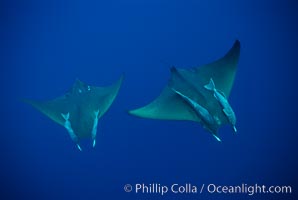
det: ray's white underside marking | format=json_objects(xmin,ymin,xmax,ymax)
[
  {"xmin": 92, "ymin": 110, "xmax": 100, "ymax": 148},
  {"xmin": 61, "ymin": 112, "xmax": 82, "ymax": 151}
]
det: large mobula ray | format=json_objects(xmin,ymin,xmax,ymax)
[
  {"xmin": 24, "ymin": 75, "xmax": 124, "ymax": 151},
  {"xmin": 129, "ymin": 40, "xmax": 240, "ymax": 141}
]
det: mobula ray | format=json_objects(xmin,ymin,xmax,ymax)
[
  {"xmin": 25, "ymin": 75, "xmax": 124, "ymax": 151},
  {"xmin": 129, "ymin": 41, "xmax": 240, "ymax": 141}
]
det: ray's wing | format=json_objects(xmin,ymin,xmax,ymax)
[
  {"xmin": 129, "ymin": 66, "xmax": 205, "ymax": 122},
  {"xmin": 23, "ymin": 96, "xmax": 73, "ymax": 126},
  {"xmin": 192, "ymin": 40, "xmax": 240, "ymax": 98},
  {"xmin": 89, "ymin": 75, "xmax": 124, "ymax": 118},
  {"xmin": 128, "ymin": 40, "xmax": 240, "ymax": 121},
  {"xmin": 129, "ymin": 86, "xmax": 200, "ymax": 122}
]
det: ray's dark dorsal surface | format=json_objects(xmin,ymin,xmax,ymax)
[
  {"xmin": 24, "ymin": 75, "xmax": 124, "ymax": 151},
  {"xmin": 129, "ymin": 40, "xmax": 240, "ymax": 141}
]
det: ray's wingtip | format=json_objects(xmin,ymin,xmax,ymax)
[
  {"xmin": 119, "ymin": 73, "xmax": 125, "ymax": 81},
  {"xmin": 170, "ymin": 66, "xmax": 177, "ymax": 72},
  {"xmin": 21, "ymin": 98, "xmax": 40, "ymax": 107},
  {"xmin": 127, "ymin": 109, "xmax": 137, "ymax": 116},
  {"xmin": 127, "ymin": 108, "xmax": 145, "ymax": 118},
  {"xmin": 233, "ymin": 39, "xmax": 241, "ymax": 50},
  {"xmin": 21, "ymin": 98, "xmax": 31, "ymax": 104},
  {"xmin": 223, "ymin": 39, "xmax": 241, "ymax": 61},
  {"xmin": 115, "ymin": 73, "xmax": 125, "ymax": 87}
]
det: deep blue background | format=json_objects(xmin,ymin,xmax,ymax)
[{"xmin": 1, "ymin": 0, "xmax": 297, "ymax": 199}]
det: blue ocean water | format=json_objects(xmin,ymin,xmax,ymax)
[{"xmin": 1, "ymin": 0, "xmax": 297, "ymax": 199}]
